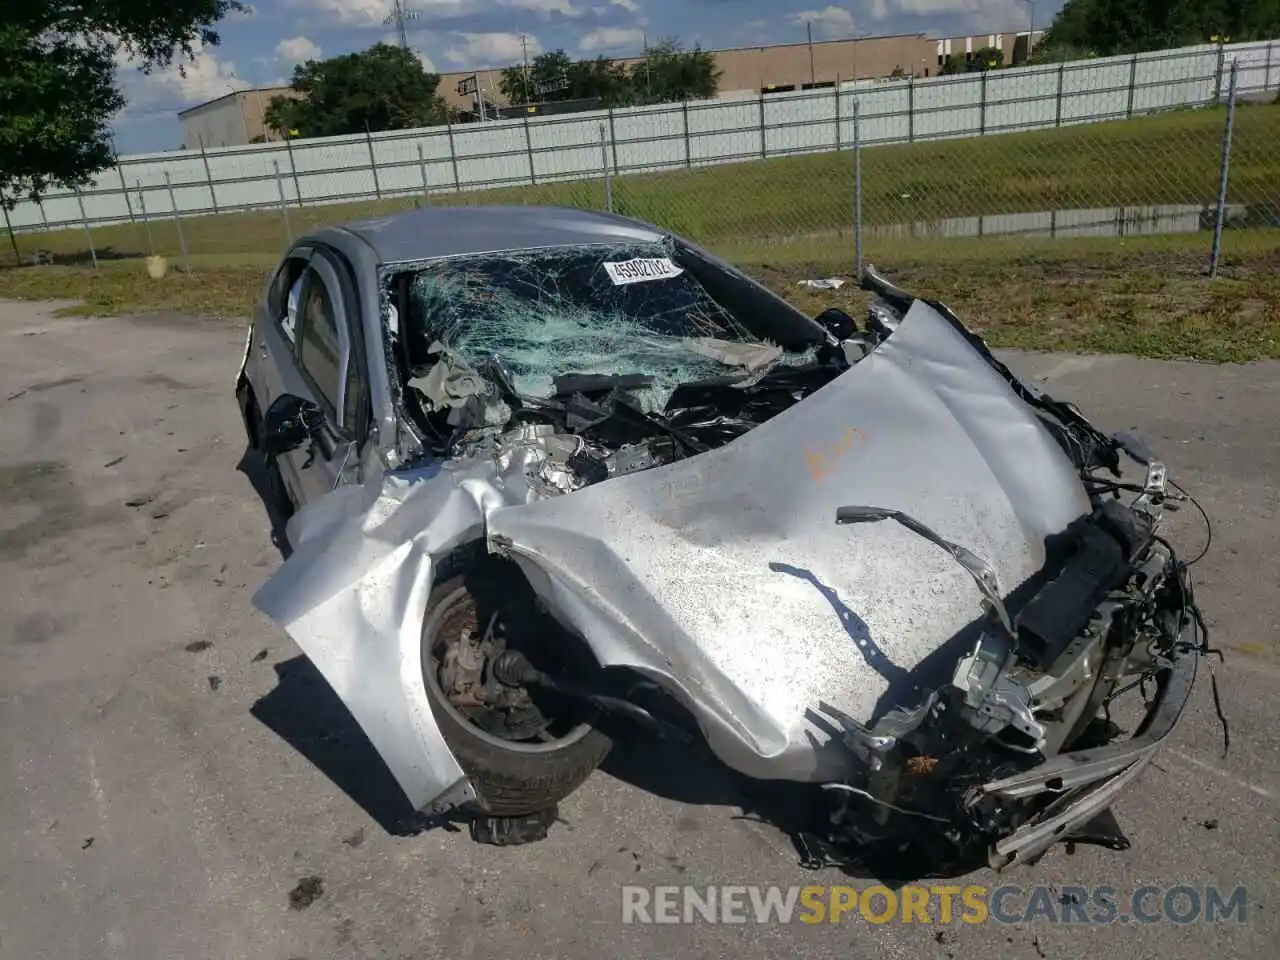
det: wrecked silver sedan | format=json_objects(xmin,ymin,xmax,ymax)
[{"xmin": 236, "ymin": 204, "xmax": 1212, "ymax": 868}]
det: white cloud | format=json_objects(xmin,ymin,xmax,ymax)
[
  {"xmin": 893, "ymin": 0, "xmax": 977, "ymax": 11},
  {"xmin": 275, "ymin": 36, "xmax": 322, "ymax": 64},
  {"xmin": 295, "ymin": 0, "xmax": 467, "ymax": 26},
  {"xmin": 497, "ymin": 0, "xmax": 585, "ymax": 17},
  {"xmin": 299, "ymin": 0, "xmax": 386, "ymax": 26},
  {"xmin": 608, "ymin": 0, "xmax": 640, "ymax": 10},
  {"xmin": 578, "ymin": 27, "xmax": 645, "ymax": 53},
  {"xmin": 890, "ymin": 0, "xmax": 1030, "ymax": 32},
  {"xmin": 119, "ymin": 42, "xmax": 249, "ymax": 107},
  {"xmin": 870, "ymin": 0, "xmax": 889, "ymax": 19},
  {"xmin": 112, "ymin": 40, "xmax": 251, "ymax": 136},
  {"xmin": 789, "ymin": 7, "xmax": 856, "ymax": 39},
  {"xmin": 444, "ymin": 32, "xmax": 541, "ymax": 67}
]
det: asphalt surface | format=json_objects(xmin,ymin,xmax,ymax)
[{"xmin": 1, "ymin": 299, "xmax": 1277, "ymax": 960}]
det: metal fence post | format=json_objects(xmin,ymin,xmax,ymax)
[
  {"xmin": 273, "ymin": 160, "xmax": 293, "ymax": 243},
  {"xmin": 908, "ymin": 75, "xmax": 915, "ymax": 143},
  {"xmin": 599, "ymin": 123, "xmax": 613, "ymax": 213},
  {"xmin": 607, "ymin": 106, "xmax": 619, "ymax": 175},
  {"xmin": 197, "ymin": 134, "xmax": 218, "ymax": 214},
  {"xmin": 117, "ymin": 166, "xmax": 136, "ymax": 223},
  {"xmin": 979, "ymin": 70, "xmax": 987, "ymax": 134},
  {"xmin": 1210, "ymin": 60, "xmax": 1239, "ymax": 278},
  {"xmin": 417, "ymin": 143, "xmax": 430, "ymax": 203},
  {"xmin": 1213, "ymin": 41, "xmax": 1226, "ymax": 103},
  {"xmin": 1055, "ymin": 62, "xmax": 1065, "ymax": 127},
  {"xmin": 758, "ymin": 90, "xmax": 767, "ymax": 160},
  {"xmin": 136, "ymin": 181, "xmax": 155, "ymax": 257},
  {"xmin": 446, "ymin": 120, "xmax": 461, "ymax": 192},
  {"xmin": 682, "ymin": 100, "xmax": 691, "ymax": 168},
  {"xmin": 284, "ymin": 135, "xmax": 302, "ymax": 207},
  {"xmin": 365, "ymin": 124, "xmax": 383, "ymax": 200},
  {"xmin": 853, "ymin": 98, "xmax": 863, "ymax": 278},
  {"xmin": 1126, "ymin": 54, "xmax": 1139, "ymax": 118},
  {"xmin": 524, "ymin": 114, "xmax": 537, "ymax": 185},
  {"xmin": 74, "ymin": 188, "xmax": 98, "ymax": 269},
  {"xmin": 834, "ymin": 75, "xmax": 841, "ymax": 150},
  {"xmin": 2, "ymin": 203, "xmax": 19, "ymax": 266},
  {"xmin": 164, "ymin": 172, "xmax": 190, "ymax": 273}
]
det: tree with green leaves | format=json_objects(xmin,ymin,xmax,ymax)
[
  {"xmin": 631, "ymin": 39, "xmax": 720, "ymax": 104},
  {"xmin": 498, "ymin": 39, "xmax": 719, "ymax": 108},
  {"xmin": 1040, "ymin": 0, "xmax": 1280, "ymax": 58},
  {"xmin": 969, "ymin": 46, "xmax": 1005, "ymax": 71},
  {"xmin": 265, "ymin": 43, "xmax": 448, "ymax": 138},
  {"xmin": 0, "ymin": 1, "xmax": 241, "ymax": 208},
  {"xmin": 500, "ymin": 50, "xmax": 573, "ymax": 105}
]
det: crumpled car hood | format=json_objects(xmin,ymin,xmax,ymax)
[
  {"xmin": 253, "ymin": 299, "xmax": 1092, "ymax": 810},
  {"xmin": 486, "ymin": 300, "xmax": 1091, "ymax": 780}
]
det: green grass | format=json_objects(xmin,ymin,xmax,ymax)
[
  {"xmin": 1, "ymin": 106, "xmax": 1278, "ymax": 360},
  {"xmin": 766, "ymin": 231, "xmax": 1280, "ymax": 363},
  {"xmin": 3, "ymin": 231, "xmax": 1277, "ymax": 363}
]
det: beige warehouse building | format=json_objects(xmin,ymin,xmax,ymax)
[
  {"xmin": 178, "ymin": 86, "xmax": 298, "ymax": 149},
  {"xmin": 436, "ymin": 31, "xmax": 1040, "ymax": 113},
  {"xmin": 178, "ymin": 30, "xmax": 1040, "ymax": 149}
]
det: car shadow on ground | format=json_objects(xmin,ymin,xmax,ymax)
[
  {"xmin": 597, "ymin": 729, "xmax": 987, "ymax": 885},
  {"xmin": 250, "ymin": 656, "xmax": 439, "ymax": 837},
  {"xmin": 249, "ymin": 657, "xmax": 987, "ymax": 880}
]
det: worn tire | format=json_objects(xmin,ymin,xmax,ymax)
[{"xmin": 421, "ymin": 573, "xmax": 612, "ymax": 816}]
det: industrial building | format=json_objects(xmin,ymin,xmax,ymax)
[
  {"xmin": 438, "ymin": 30, "xmax": 1043, "ymax": 114},
  {"xmin": 177, "ymin": 29, "xmax": 1042, "ymax": 149},
  {"xmin": 178, "ymin": 86, "xmax": 298, "ymax": 150}
]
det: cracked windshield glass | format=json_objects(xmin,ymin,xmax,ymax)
[{"xmin": 405, "ymin": 240, "xmax": 809, "ymax": 412}]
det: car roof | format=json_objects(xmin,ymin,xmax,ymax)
[{"xmin": 336, "ymin": 204, "xmax": 671, "ymax": 266}]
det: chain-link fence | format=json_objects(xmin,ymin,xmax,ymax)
[{"xmin": 2, "ymin": 46, "xmax": 1277, "ymax": 274}]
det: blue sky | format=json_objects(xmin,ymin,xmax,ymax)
[{"xmin": 111, "ymin": 0, "xmax": 1064, "ymax": 153}]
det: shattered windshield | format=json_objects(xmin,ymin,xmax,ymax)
[{"xmin": 403, "ymin": 239, "xmax": 812, "ymax": 411}]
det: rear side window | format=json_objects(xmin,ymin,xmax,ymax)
[{"xmin": 298, "ymin": 274, "xmax": 342, "ymax": 411}]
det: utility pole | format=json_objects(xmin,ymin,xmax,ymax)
[
  {"xmin": 520, "ymin": 32, "xmax": 532, "ymax": 101},
  {"xmin": 383, "ymin": 1, "xmax": 420, "ymax": 52},
  {"xmin": 1018, "ymin": 0, "xmax": 1035, "ymax": 59},
  {"xmin": 643, "ymin": 31, "xmax": 652, "ymax": 98},
  {"xmin": 807, "ymin": 21, "xmax": 815, "ymax": 85}
]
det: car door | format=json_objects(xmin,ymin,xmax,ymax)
[
  {"xmin": 274, "ymin": 248, "xmax": 370, "ymax": 508},
  {"xmin": 253, "ymin": 246, "xmax": 314, "ymax": 418}
]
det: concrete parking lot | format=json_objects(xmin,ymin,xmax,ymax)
[{"xmin": 1, "ymin": 298, "xmax": 1277, "ymax": 960}]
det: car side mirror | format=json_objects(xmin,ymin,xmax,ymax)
[{"xmin": 262, "ymin": 394, "xmax": 325, "ymax": 456}]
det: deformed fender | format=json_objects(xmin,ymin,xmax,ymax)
[{"xmin": 251, "ymin": 462, "xmax": 502, "ymax": 813}]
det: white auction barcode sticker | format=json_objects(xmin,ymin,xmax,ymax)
[{"xmin": 603, "ymin": 257, "xmax": 684, "ymax": 285}]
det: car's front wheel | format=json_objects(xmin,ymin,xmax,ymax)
[{"xmin": 420, "ymin": 566, "xmax": 612, "ymax": 816}]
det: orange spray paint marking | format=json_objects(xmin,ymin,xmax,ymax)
[{"xmin": 805, "ymin": 426, "xmax": 868, "ymax": 482}]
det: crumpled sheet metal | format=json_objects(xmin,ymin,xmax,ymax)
[
  {"xmin": 253, "ymin": 298, "xmax": 1091, "ymax": 812},
  {"xmin": 680, "ymin": 337, "xmax": 784, "ymax": 372},
  {"xmin": 254, "ymin": 462, "xmax": 509, "ymax": 812},
  {"xmin": 485, "ymin": 300, "xmax": 1091, "ymax": 781}
]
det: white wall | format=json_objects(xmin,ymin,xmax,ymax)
[{"xmin": 10, "ymin": 39, "xmax": 1278, "ymax": 232}]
